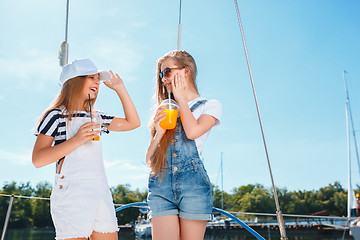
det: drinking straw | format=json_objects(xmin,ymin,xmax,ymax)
[
  {"xmin": 88, "ymin": 94, "xmax": 93, "ymax": 122},
  {"xmin": 168, "ymin": 91, "xmax": 171, "ymax": 110},
  {"xmin": 88, "ymin": 94, "xmax": 94, "ymax": 140}
]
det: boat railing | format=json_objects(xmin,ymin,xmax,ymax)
[
  {"xmin": 115, "ymin": 202, "xmax": 266, "ymax": 240},
  {"xmin": 1, "ymin": 193, "xmax": 359, "ymax": 240}
]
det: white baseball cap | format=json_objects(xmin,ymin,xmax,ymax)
[{"xmin": 59, "ymin": 59, "xmax": 111, "ymax": 86}]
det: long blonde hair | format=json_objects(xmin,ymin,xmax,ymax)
[
  {"xmin": 36, "ymin": 76, "xmax": 97, "ymax": 127},
  {"xmin": 150, "ymin": 50, "xmax": 198, "ymax": 177}
]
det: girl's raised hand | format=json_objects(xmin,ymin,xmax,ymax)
[
  {"xmin": 171, "ymin": 73, "xmax": 187, "ymax": 103},
  {"xmin": 103, "ymin": 70, "xmax": 124, "ymax": 90},
  {"xmin": 72, "ymin": 122, "xmax": 101, "ymax": 145}
]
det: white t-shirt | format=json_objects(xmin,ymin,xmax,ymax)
[{"xmin": 187, "ymin": 97, "xmax": 222, "ymax": 157}]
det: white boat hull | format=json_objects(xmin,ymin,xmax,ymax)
[{"xmin": 134, "ymin": 222, "xmax": 151, "ymax": 237}]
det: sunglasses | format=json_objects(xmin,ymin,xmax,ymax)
[{"xmin": 159, "ymin": 67, "xmax": 185, "ymax": 80}]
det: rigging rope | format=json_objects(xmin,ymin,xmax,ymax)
[
  {"xmin": 1, "ymin": 193, "xmax": 358, "ymax": 221},
  {"xmin": 232, "ymin": 1, "xmax": 287, "ymax": 239},
  {"xmin": 0, "ymin": 193, "xmax": 49, "ymax": 201}
]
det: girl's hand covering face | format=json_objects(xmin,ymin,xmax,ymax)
[
  {"xmin": 103, "ymin": 70, "xmax": 124, "ymax": 90},
  {"xmin": 171, "ymin": 73, "xmax": 188, "ymax": 102}
]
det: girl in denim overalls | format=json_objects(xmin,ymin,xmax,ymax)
[
  {"xmin": 146, "ymin": 50, "xmax": 222, "ymax": 239},
  {"xmin": 32, "ymin": 59, "xmax": 140, "ymax": 240}
]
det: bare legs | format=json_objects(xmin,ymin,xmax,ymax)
[
  {"xmin": 179, "ymin": 218, "xmax": 207, "ymax": 240},
  {"xmin": 151, "ymin": 215, "xmax": 207, "ymax": 240},
  {"xmin": 152, "ymin": 215, "xmax": 180, "ymax": 240}
]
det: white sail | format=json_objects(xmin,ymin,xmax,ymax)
[{"xmin": 349, "ymin": 184, "xmax": 357, "ymax": 216}]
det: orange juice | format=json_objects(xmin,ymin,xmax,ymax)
[
  {"xmin": 92, "ymin": 135, "xmax": 100, "ymax": 141},
  {"xmin": 89, "ymin": 135, "xmax": 100, "ymax": 141},
  {"xmin": 89, "ymin": 126, "xmax": 100, "ymax": 141},
  {"xmin": 160, "ymin": 109, "xmax": 178, "ymax": 129}
]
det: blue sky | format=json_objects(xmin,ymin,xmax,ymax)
[{"xmin": 1, "ymin": 0, "xmax": 360, "ymax": 194}]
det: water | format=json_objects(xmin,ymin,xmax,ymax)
[
  {"xmin": 5, "ymin": 228, "xmax": 134, "ymax": 240},
  {"xmin": 5, "ymin": 228, "xmax": 55, "ymax": 240},
  {"xmin": 4, "ymin": 228, "xmax": 355, "ymax": 240},
  {"xmin": 204, "ymin": 233, "xmax": 354, "ymax": 240}
]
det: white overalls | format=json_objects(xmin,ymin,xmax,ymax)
[{"xmin": 50, "ymin": 113, "xmax": 118, "ymax": 240}]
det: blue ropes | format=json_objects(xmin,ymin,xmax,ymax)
[
  {"xmin": 115, "ymin": 202, "xmax": 148, "ymax": 213},
  {"xmin": 115, "ymin": 202, "xmax": 265, "ymax": 240},
  {"xmin": 213, "ymin": 207, "xmax": 265, "ymax": 240}
]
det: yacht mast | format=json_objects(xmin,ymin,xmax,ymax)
[
  {"xmin": 58, "ymin": 0, "xmax": 70, "ymax": 67},
  {"xmin": 221, "ymin": 152, "xmax": 224, "ymax": 209},
  {"xmin": 343, "ymin": 70, "xmax": 359, "ymax": 217},
  {"xmin": 345, "ymin": 87, "xmax": 352, "ymax": 218},
  {"xmin": 343, "ymin": 71, "xmax": 360, "ymax": 173},
  {"xmin": 177, "ymin": 0, "xmax": 182, "ymax": 50}
]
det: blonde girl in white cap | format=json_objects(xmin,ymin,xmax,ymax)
[{"xmin": 32, "ymin": 59, "xmax": 140, "ymax": 240}]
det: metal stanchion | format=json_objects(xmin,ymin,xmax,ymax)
[{"xmin": 1, "ymin": 194, "xmax": 15, "ymax": 240}]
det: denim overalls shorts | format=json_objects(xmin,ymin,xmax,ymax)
[{"xmin": 147, "ymin": 100, "xmax": 213, "ymax": 221}]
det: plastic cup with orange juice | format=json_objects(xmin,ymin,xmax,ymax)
[
  {"xmin": 84, "ymin": 114, "xmax": 102, "ymax": 141},
  {"xmin": 91, "ymin": 130, "xmax": 100, "ymax": 141},
  {"xmin": 86, "ymin": 94, "xmax": 101, "ymax": 141},
  {"xmin": 159, "ymin": 99, "xmax": 179, "ymax": 130}
]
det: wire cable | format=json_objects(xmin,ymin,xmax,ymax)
[{"xmin": 233, "ymin": 1, "xmax": 287, "ymax": 239}]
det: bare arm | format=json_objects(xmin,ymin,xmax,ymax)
[
  {"xmin": 32, "ymin": 122, "xmax": 100, "ymax": 168},
  {"xmin": 172, "ymin": 73, "xmax": 217, "ymax": 140},
  {"xmin": 178, "ymin": 103, "xmax": 216, "ymax": 140},
  {"xmin": 103, "ymin": 70, "xmax": 140, "ymax": 132}
]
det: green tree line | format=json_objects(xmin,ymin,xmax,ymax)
[{"xmin": 0, "ymin": 181, "xmax": 351, "ymax": 229}]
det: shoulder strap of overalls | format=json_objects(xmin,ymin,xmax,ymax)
[
  {"xmin": 190, "ymin": 99, "xmax": 207, "ymax": 112},
  {"xmin": 55, "ymin": 107, "xmax": 67, "ymax": 173}
]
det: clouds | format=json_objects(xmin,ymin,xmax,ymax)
[
  {"xmin": 104, "ymin": 158, "xmax": 141, "ymax": 171},
  {"xmin": 0, "ymin": 148, "xmax": 149, "ymax": 190},
  {"xmin": 103, "ymin": 157, "xmax": 149, "ymax": 190},
  {"xmin": 0, "ymin": 149, "xmax": 32, "ymax": 166},
  {"xmin": 1, "ymin": 0, "xmax": 360, "ymax": 193},
  {"xmin": 0, "ymin": 51, "xmax": 60, "ymax": 90},
  {"xmin": 89, "ymin": 36, "xmax": 145, "ymax": 79}
]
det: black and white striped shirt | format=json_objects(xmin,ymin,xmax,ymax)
[{"xmin": 35, "ymin": 107, "xmax": 114, "ymax": 164}]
